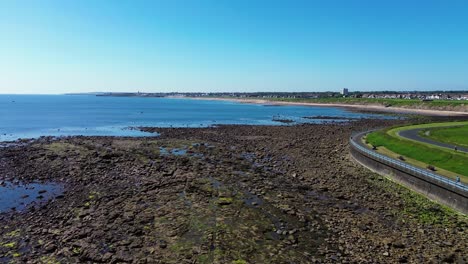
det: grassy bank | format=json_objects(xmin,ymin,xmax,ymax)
[
  {"xmin": 420, "ymin": 125, "xmax": 468, "ymax": 148},
  {"xmin": 366, "ymin": 129, "xmax": 468, "ymax": 178},
  {"xmin": 268, "ymin": 97, "xmax": 467, "ymax": 108},
  {"xmin": 388, "ymin": 121, "xmax": 468, "ymax": 134}
]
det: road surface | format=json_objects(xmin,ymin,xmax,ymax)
[{"xmin": 398, "ymin": 128, "xmax": 468, "ymax": 153}]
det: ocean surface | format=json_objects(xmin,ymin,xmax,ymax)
[{"xmin": 0, "ymin": 95, "xmax": 388, "ymax": 141}]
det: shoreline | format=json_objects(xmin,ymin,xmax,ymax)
[{"xmin": 180, "ymin": 96, "xmax": 468, "ymax": 116}]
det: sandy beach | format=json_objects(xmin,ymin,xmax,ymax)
[{"xmin": 181, "ymin": 97, "xmax": 468, "ymax": 116}]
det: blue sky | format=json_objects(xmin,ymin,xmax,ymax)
[{"xmin": 1, "ymin": 0, "xmax": 467, "ymax": 94}]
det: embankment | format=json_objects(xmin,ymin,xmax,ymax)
[{"xmin": 350, "ymin": 132, "xmax": 468, "ymax": 214}]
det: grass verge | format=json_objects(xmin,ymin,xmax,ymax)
[
  {"xmin": 366, "ymin": 129, "xmax": 468, "ymax": 178},
  {"xmin": 267, "ymin": 97, "xmax": 468, "ymax": 108},
  {"xmin": 420, "ymin": 125, "xmax": 468, "ymax": 148},
  {"xmin": 387, "ymin": 121, "xmax": 468, "ymax": 137},
  {"xmin": 366, "ymin": 143, "xmax": 467, "ymax": 184}
]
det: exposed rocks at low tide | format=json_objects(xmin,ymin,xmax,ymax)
[{"xmin": 0, "ymin": 119, "xmax": 467, "ymax": 263}]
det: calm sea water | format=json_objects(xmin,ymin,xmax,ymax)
[{"xmin": 0, "ymin": 95, "xmax": 386, "ymax": 141}]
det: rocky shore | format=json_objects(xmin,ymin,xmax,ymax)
[{"xmin": 0, "ymin": 118, "xmax": 467, "ymax": 263}]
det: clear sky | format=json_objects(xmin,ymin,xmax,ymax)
[{"xmin": 1, "ymin": 0, "xmax": 468, "ymax": 94}]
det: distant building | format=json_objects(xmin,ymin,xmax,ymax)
[{"xmin": 341, "ymin": 88, "xmax": 349, "ymax": 96}]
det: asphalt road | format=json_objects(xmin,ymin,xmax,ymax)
[{"xmin": 398, "ymin": 128, "xmax": 468, "ymax": 153}]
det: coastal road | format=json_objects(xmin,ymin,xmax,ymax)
[{"xmin": 398, "ymin": 128, "xmax": 468, "ymax": 153}]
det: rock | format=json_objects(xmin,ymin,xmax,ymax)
[
  {"xmin": 287, "ymin": 235, "xmax": 297, "ymax": 244},
  {"xmin": 114, "ymin": 250, "xmax": 133, "ymax": 262},
  {"xmin": 383, "ymin": 252, "xmax": 389, "ymax": 256},
  {"xmin": 442, "ymin": 253, "xmax": 456, "ymax": 263},
  {"xmin": 442, "ymin": 241, "xmax": 453, "ymax": 247},
  {"xmin": 159, "ymin": 240, "xmax": 168, "ymax": 249},
  {"xmin": 44, "ymin": 242, "xmax": 57, "ymax": 253},
  {"xmin": 359, "ymin": 225, "xmax": 369, "ymax": 231},
  {"xmin": 398, "ymin": 256, "xmax": 408, "ymax": 263},
  {"xmin": 102, "ymin": 252, "xmax": 113, "ymax": 262},
  {"xmin": 217, "ymin": 198, "xmax": 232, "ymax": 205},
  {"xmin": 393, "ymin": 242, "xmax": 405, "ymax": 249}
]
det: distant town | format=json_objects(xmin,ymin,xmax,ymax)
[{"xmin": 79, "ymin": 89, "xmax": 468, "ymax": 101}]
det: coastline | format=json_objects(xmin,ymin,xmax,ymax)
[{"xmin": 180, "ymin": 96, "xmax": 468, "ymax": 116}]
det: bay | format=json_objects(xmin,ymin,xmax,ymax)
[{"xmin": 0, "ymin": 95, "xmax": 386, "ymax": 141}]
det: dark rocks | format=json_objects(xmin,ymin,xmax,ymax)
[
  {"xmin": 442, "ymin": 241, "xmax": 453, "ymax": 247},
  {"xmin": 159, "ymin": 240, "xmax": 168, "ymax": 249},
  {"xmin": 217, "ymin": 197, "xmax": 233, "ymax": 205},
  {"xmin": 43, "ymin": 242, "xmax": 57, "ymax": 253},
  {"xmin": 398, "ymin": 255, "xmax": 408, "ymax": 263},
  {"xmin": 114, "ymin": 250, "xmax": 133, "ymax": 262},
  {"xmin": 392, "ymin": 241, "xmax": 405, "ymax": 249},
  {"xmin": 0, "ymin": 118, "xmax": 466, "ymax": 263},
  {"xmin": 442, "ymin": 253, "xmax": 456, "ymax": 263}
]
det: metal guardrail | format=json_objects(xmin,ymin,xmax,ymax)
[{"xmin": 350, "ymin": 135, "xmax": 468, "ymax": 193}]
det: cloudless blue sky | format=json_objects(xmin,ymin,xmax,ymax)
[{"xmin": 1, "ymin": 0, "xmax": 467, "ymax": 94}]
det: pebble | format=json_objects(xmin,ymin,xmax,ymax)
[{"xmin": 159, "ymin": 240, "xmax": 168, "ymax": 249}]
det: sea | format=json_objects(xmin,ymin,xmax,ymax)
[{"xmin": 0, "ymin": 95, "xmax": 388, "ymax": 142}]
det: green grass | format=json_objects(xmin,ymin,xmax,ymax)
[
  {"xmin": 266, "ymin": 97, "xmax": 467, "ymax": 108},
  {"xmin": 421, "ymin": 125, "xmax": 468, "ymax": 148},
  {"xmin": 366, "ymin": 143, "xmax": 467, "ymax": 183},
  {"xmin": 387, "ymin": 121, "xmax": 468, "ymax": 151},
  {"xmin": 388, "ymin": 121, "xmax": 468, "ymax": 134},
  {"xmin": 366, "ymin": 130, "xmax": 468, "ymax": 178}
]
